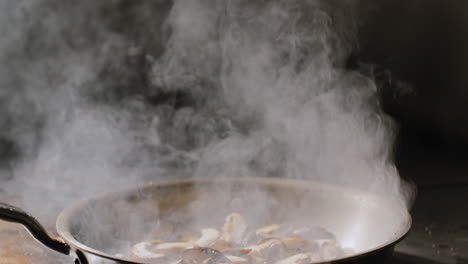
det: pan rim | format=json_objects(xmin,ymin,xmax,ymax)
[{"xmin": 56, "ymin": 177, "xmax": 412, "ymax": 264}]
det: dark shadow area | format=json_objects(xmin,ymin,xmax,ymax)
[
  {"xmin": 351, "ymin": 0, "xmax": 468, "ymax": 187},
  {"xmin": 391, "ymin": 252, "xmax": 446, "ymax": 264}
]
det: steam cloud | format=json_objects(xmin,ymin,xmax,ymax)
[{"xmin": 0, "ymin": 0, "xmax": 411, "ymax": 224}]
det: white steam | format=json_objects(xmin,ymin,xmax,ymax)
[
  {"xmin": 155, "ymin": 0, "xmax": 408, "ymax": 204},
  {"xmin": 0, "ymin": 0, "xmax": 168, "ymax": 220},
  {"xmin": 0, "ymin": 0, "xmax": 410, "ymax": 225}
]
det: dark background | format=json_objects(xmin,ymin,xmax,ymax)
[{"xmin": 355, "ymin": 0, "xmax": 468, "ymax": 187}]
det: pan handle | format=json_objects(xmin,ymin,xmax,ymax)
[{"xmin": 0, "ymin": 203, "xmax": 88, "ymax": 264}]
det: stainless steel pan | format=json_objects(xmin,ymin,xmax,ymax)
[{"xmin": 0, "ymin": 177, "xmax": 412, "ymax": 264}]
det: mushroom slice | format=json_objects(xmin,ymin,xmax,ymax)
[
  {"xmin": 255, "ymin": 224, "xmax": 281, "ymax": 237},
  {"xmin": 220, "ymin": 213, "xmax": 248, "ymax": 245},
  {"xmin": 246, "ymin": 238, "xmax": 281, "ymax": 254},
  {"xmin": 275, "ymin": 253, "xmax": 310, "ymax": 264},
  {"xmin": 132, "ymin": 240, "xmax": 166, "ymax": 259},
  {"xmin": 210, "ymin": 240, "xmax": 231, "ymax": 251},
  {"xmin": 155, "ymin": 242, "xmax": 195, "ymax": 251},
  {"xmin": 281, "ymin": 237, "xmax": 309, "ymax": 250},
  {"xmin": 196, "ymin": 228, "xmax": 220, "ymax": 247},
  {"xmin": 246, "ymin": 238, "xmax": 287, "ymax": 260}
]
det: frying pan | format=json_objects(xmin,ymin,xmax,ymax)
[{"xmin": 0, "ymin": 177, "xmax": 411, "ymax": 264}]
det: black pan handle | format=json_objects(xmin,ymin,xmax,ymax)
[{"xmin": 0, "ymin": 203, "xmax": 88, "ymax": 264}]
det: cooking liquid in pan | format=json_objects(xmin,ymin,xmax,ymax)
[{"xmin": 124, "ymin": 212, "xmax": 354, "ymax": 264}]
